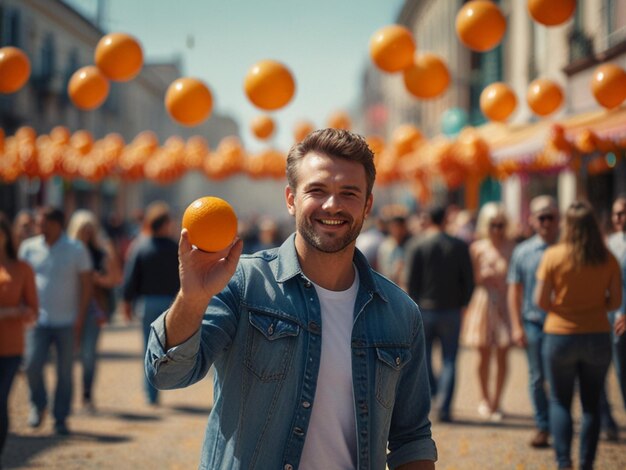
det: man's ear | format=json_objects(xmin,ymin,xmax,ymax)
[
  {"xmin": 285, "ymin": 185, "xmax": 296, "ymax": 216},
  {"xmin": 364, "ymin": 193, "xmax": 374, "ymax": 219}
]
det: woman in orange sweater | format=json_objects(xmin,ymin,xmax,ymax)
[
  {"xmin": 0, "ymin": 212, "xmax": 38, "ymax": 465},
  {"xmin": 536, "ymin": 200, "xmax": 622, "ymax": 470}
]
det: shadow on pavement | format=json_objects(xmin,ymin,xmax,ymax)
[
  {"xmin": 3, "ymin": 432, "xmax": 131, "ymax": 469},
  {"xmin": 169, "ymin": 405, "xmax": 212, "ymax": 415}
]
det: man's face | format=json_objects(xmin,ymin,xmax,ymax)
[
  {"xmin": 612, "ymin": 200, "xmax": 626, "ymax": 232},
  {"xmin": 286, "ymin": 152, "xmax": 373, "ymax": 254},
  {"xmin": 530, "ymin": 207, "xmax": 559, "ymax": 241},
  {"xmin": 37, "ymin": 214, "xmax": 62, "ymax": 242}
]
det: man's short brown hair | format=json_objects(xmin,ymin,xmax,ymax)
[{"xmin": 286, "ymin": 128, "xmax": 376, "ymax": 197}]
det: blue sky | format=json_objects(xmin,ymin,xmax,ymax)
[{"xmin": 66, "ymin": 0, "xmax": 405, "ymax": 150}]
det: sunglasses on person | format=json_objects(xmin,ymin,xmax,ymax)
[{"xmin": 536, "ymin": 214, "xmax": 555, "ymax": 223}]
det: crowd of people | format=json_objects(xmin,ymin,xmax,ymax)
[{"xmin": 0, "ymin": 130, "xmax": 624, "ymax": 469}]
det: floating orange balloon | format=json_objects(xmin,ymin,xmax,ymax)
[
  {"xmin": 244, "ymin": 60, "xmax": 295, "ymax": 111},
  {"xmin": 480, "ymin": 82, "xmax": 517, "ymax": 122},
  {"xmin": 456, "ymin": 0, "xmax": 506, "ymax": 52},
  {"xmin": 590, "ymin": 63, "xmax": 626, "ymax": 110},
  {"xmin": 95, "ymin": 32, "xmax": 143, "ymax": 81},
  {"xmin": 391, "ymin": 124, "xmax": 423, "ymax": 156},
  {"xmin": 293, "ymin": 120, "xmax": 315, "ymax": 142},
  {"xmin": 250, "ymin": 115, "xmax": 275, "ymax": 140},
  {"xmin": 403, "ymin": 53, "xmax": 450, "ymax": 99},
  {"xmin": 327, "ymin": 111, "xmax": 352, "ymax": 130},
  {"xmin": 165, "ymin": 77, "xmax": 213, "ymax": 126},
  {"xmin": 68, "ymin": 66, "xmax": 110, "ymax": 110},
  {"xmin": 369, "ymin": 25, "xmax": 416, "ymax": 73},
  {"xmin": 527, "ymin": 0, "xmax": 575, "ymax": 26},
  {"xmin": 0, "ymin": 46, "xmax": 31, "ymax": 93},
  {"xmin": 527, "ymin": 78, "xmax": 564, "ymax": 116}
]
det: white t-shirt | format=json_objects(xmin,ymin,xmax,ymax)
[{"xmin": 299, "ymin": 267, "xmax": 359, "ymax": 470}]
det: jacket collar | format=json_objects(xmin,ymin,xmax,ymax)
[{"xmin": 273, "ymin": 233, "xmax": 388, "ymax": 302}]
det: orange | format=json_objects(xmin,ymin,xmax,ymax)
[
  {"xmin": 369, "ymin": 25, "xmax": 416, "ymax": 73},
  {"xmin": 68, "ymin": 65, "xmax": 110, "ymax": 110},
  {"xmin": 95, "ymin": 32, "xmax": 143, "ymax": 81},
  {"xmin": 182, "ymin": 196, "xmax": 238, "ymax": 252},
  {"xmin": 165, "ymin": 77, "xmax": 213, "ymax": 126},
  {"xmin": 243, "ymin": 60, "xmax": 295, "ymax": 111},
  {"xmin": 527, "ymin": 0, "xmax": 576, "ymax": 27},
  {"xmin": 455, "ymin": 0, "xmax": 506, "ymax": 52},
  {"xmin": 403, "ymin": 53, "xmax": 450, "ymax": 99},
  {"xmin": 0, "ymin": 46, "xmax": 31, "ymax": 93},
  {"xmin": 250, "ymin": 114, "xmax": 275, "ymax": 140}
]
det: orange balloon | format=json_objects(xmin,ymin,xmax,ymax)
[
  {"xmin": 244, "ymin": 60, "xmax": 295, "ymax": 111},
  {"xmin": 182, "ymin": 196, "xmax": 238, "ymax": 252},
  {"xmin": 480, "ymin": 82, "xmax": 517, "ymax": 122},
  {"xmin": 0, "ymin": 46, "xmax": 31, "ymax": 93},
  {"xmin": 527, "ymin": 0, "xmax": 576, "ymax": 26},
  {"xmin": 527, "ymin": 78, "xmax": 564, "ymax": 116},
  {"xmin": 590, "ymin": 63, "xmax": 626, "ymax": 110},
  {"xmin": 456, "ymin": 0, "xmax": 506, "ymax": 52},
  {"xmin": 293, "ymin": 120, "xmax": 315, "ymax": 142},
  {"xmin": 165, "ymin": 77, "xmax": 213, "ymax": 126},
  {"xmin": 327, "ymin": 111, "xmax": 352, "ymax": 130},
  {"xmin": 250, "ymin": 114, "xmax": 275, "ymax": 140},
  {"xmin": 68, "ymin": 65, "xmax": 110, "ymax": 110},
  {"xmin": 403, "ymin": 53, "xmax": 450, "ymax": 99},
  {"xmin": 391, "ymin": 124, "xmax": 423, "ymax": 156},
  {"xmin": 369, "ymin": 25, "xmax": 416, "ymax": 73},
  {"xmin": 95, "ymin": 32, "xmax": 143, "ymax": 81}
]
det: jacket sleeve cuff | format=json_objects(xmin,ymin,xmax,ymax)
[
  {"xmin": 150, "ymin": 309, "xmax": 202, "ymax": 362},
  {"xmin": 387, "ymin": 438, "xmax": 438, "ymax": 469}
]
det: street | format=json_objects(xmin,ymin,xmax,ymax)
[{"xmin": 4, "ymin": 317, "xmax": 626, "ymax": 469}]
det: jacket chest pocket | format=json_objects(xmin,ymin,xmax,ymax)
[
  {"xmin": 244, "ymin": 309, "xmax": 300, "ymax": 382},
  {"xmin": 375, "ymin": 346, "xmax": 412, "ymax": 409}
]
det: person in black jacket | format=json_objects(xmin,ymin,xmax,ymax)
[
  {"xmin": 122, "ymin": 201, "xmax": 180, "ymax": 405},
  {"xmin": 404, "ymin": 204, "xmax": 474, "ymax": 422}
]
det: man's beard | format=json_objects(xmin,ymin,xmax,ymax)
[{"xmin": 297, "ymin": 212, "xmax": 365, "ymax": 254}]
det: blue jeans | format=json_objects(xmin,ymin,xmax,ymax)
[
  {"xmin": 0, "ymin": 356, "xmax": 21, "ymax": 458},
  {"xmin": 524, "ymin": 320, "xmax": 549, "ymax": 432},
  {"xmin": 79, "ymin": 303, "xmax": 102, "ymax": 401},
  {"xmin": 24, "ymin": 325, "xmax": 75, "ymax": 425},
  {"xmin": 543, "ymin": 333, "xmax": 611, "ymax": 470},
  {"xmin": 137, "ymin": 295, "xmax": 174, "ymax": 404},
  {"xmin": 420, "ymin": 308, "xmax": 461, "ymax": 418}
]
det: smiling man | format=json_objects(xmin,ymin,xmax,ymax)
[{"xmin": 145, "ymin": 128, "xmax": 437, "ymax": 469}]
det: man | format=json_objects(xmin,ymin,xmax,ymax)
[
  {"xmin": 122, "ymin": 201, "xmax": 179, "ymax": 406},
  {"xmin": 507, "ymin": 195, "xmax": 559, "ymax": 448},
  {"xmin": 599, "ymin": 195, "xmax": 626, "ymax": 440},
  {"xmin": 377, "ymin": 209, "xmax": 411, "ymax": 286},
  {"xmin": 403, "ymin": 205, "xmax": 474, "ymax": 423},
  {"xmin": 146, "ymin": 129, "xmax": 437, "ymax": 469},
  {"xmin": 18, "ymin": 207, "xmax": 92, "ymax": 435}
]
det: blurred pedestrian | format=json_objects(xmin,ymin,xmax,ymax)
[
  {"xmin": 122, "ymin": 201, "xmax": 179, "ymax": 406},
  {"xmin": 536, "ymin": 200, "xmax": 622, "ymax": 470},
  {"xmin": 67, "ymin": 210, "xmax": 122, "ymax": 411},
  {"xmin": 404, "ymin": 204, "xmax": 474, "ymax": 422},
  {"xmin": 146, "ymin": 129, "xmax": 437, "ymax": 469},
  {"xmin": 507, "ymin": 195, "xmax": 559, "ymax": 447},
  {"xmin": 0, "ymin": 212, "xmax": 38, "ymax": 466},
  {"xmin": 18, "ymin": 206, "xmax": 92, "ymax": 435},
  {"xmin": 462, "ymin": 202, "xmax": 514, "ymax": 422},
  {"xmin": 12, "ymin": 209, "xmax": 36, "ymax": 250},
  {"xmin": 377, "ymin": 210, "xmax": 411, "ymax": 286},
  {"xmin": 355, "ymin": 211, "xmax": 387, "ymax": 270}
]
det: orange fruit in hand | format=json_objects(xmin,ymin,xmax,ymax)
[{"xmin": 182, "ymin": 196, "xmax": 238, "ymax": 252}]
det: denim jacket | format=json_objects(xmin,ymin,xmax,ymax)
[{"xmin": 146, "ymin": 234, "xmax": 437, "ymax": 470}]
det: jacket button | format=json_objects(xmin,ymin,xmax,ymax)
[
  {"xmin": 284, "ymin": 465, "xmax": 293, "ymax": 470},
  {"xmin": 395, "ymin": 357, "xmax": 401, "ymax": 366},
  {"xmin": 302, "ymin": 401, "xmax": 311, "ymax": 408},
  {"xmin": 308, "ymin": 321, "xmax": 320, "ymax": 334},
  {"xmin": 294, "ymin": 427, "xmax": 304, "ymax": 436},
  {"xmin": 304, "ymin": 281, "xmax": 312, "ymax": 288}
]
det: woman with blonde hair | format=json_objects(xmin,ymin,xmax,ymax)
[
  {"xmin": 462, "ymin": 202, "xmax": 515, "ymax": 421},
  {"xmin": 536, "ymin": 200, "xmax": 622, "ymax": 470},
  {"xmin": 67, "ymin": 209, "xmax": 122, "ymax": 410}
]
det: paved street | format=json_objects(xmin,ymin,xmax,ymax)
[{"xmin": 4, "ymin": 317, "xmax": 626, "ymax": 469}]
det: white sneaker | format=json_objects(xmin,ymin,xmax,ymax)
[
  {"xmin": 477, "ymin": 401, "xmax": 491, "ymax": 419},
  {"xmin": 490, "ymin": 410, "xmax": 503, "ymax": 422}
]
